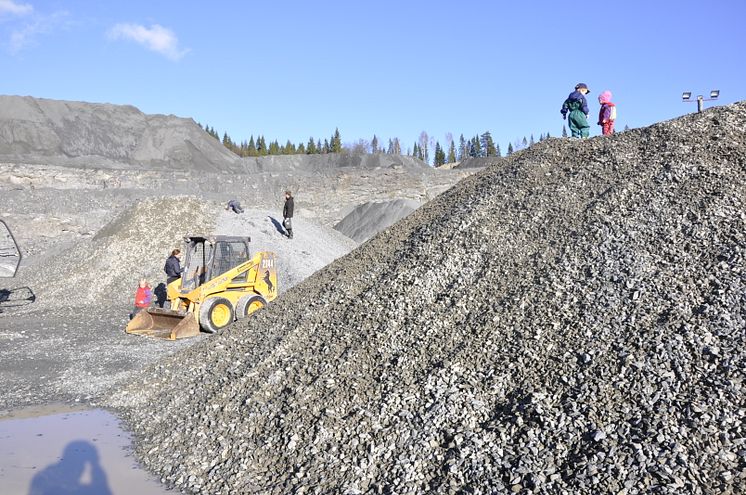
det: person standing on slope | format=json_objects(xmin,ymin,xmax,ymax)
[
  {"xmin": 283, "ymin": 190, "xmax": 294, "ymax": 239},
  {"xmin": 597, "ymin": 90, "xmax": 617, "ymax": 136},
  {"xmin": 561, "ymin": 83, "xmax": 591, "ymax": 138}
]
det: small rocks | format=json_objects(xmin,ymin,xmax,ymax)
[{"xmin": 109, "ymin": 102, "xmax": 746, "ymax": 494}]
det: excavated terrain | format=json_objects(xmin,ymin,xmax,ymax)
[{"xmin": 108, "ymin": 102, "xmax": 746, "ymax": 494}]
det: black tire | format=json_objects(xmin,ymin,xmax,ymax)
[
  {"xmin": 236, "ymin": 294, "xmax": 268, "ymax": 318},
  {"xmin": 199, "ymin": 297, "xmax": 235, "ymax": 334}
]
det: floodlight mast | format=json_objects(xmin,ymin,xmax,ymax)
[{"xmin": 682, "ymin": 90, "xmax": 720, "ymax": 112}]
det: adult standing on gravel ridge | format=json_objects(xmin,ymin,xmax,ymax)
[
  {"xmin": 283, "ymin": 190, "xmax": 294, "ymax": 239},
  {"xmin": 561, "ymin": 83, "xmax": 591, "ymax": 138},
  {"xmin": 164, "ymin": 249, "xmax": 183, "ymax": 284}
]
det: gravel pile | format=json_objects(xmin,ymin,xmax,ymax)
[
  {"xmin": 334, "ymin": 198, "xmax": 421, "ymax": 243},
  {"xmin": 14, "ymin": 196, "xmax": 215, "ymax": 309},
  {"xmin": 108, "ymin": 103, "xmax": 746, "ymax": 494}
]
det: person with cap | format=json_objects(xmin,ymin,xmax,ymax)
[
  {"xmin": 561, "ymin": 83, "xmax": 591, "ymax": 138},
  {"xmin": 282, "ymin": 190, "xmax": 294, "ymax": 239},
  {"xmin": 597, "ymin": 90, "xmax": 617, "ymax": 136}
]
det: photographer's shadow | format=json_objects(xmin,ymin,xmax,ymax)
[{"xmin": 28, "ymin": 440, "xmax": 112, "ymax": 495}]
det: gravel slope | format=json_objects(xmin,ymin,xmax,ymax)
[{"xmin": 109, "ymin": 102, "xmax": 746, "ymax": 494}]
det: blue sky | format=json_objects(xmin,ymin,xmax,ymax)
[{"xmin": 2, "ymin": 0, "xmax": 745, "ymax": 157}]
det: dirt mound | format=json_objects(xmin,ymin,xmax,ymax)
[
  {"xmin": 109, "ymin": 103, "xmax": 746, "ymax": 494},
  {"xmin": 14, "ymin": 197, "xmax": 215, "ymax": 309},
  {"xmin": 333, "ymin": 198, "xmax": 421, "ymax": 243},
  {"xmin": 0, "ymin": 95, "xmax": 241, "ymax": 171}
]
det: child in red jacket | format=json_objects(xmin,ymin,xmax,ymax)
[
  {"xmin": 132, "ymin": 278, "xmax": 152, "ymax": 318},
  {"xmin": 598, "ymin": 90, "xmax": 617, "ymax": 135}
]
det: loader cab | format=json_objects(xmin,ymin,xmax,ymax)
[{"xmin": 180, "ymin": 236, "xmax": 251, "ymax": 292}]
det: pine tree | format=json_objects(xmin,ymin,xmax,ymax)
[
  {"xmin": 481, "ymin": 131, "xmax": 496, "ymax": 157},
  {"xmin": 530, "ymin": 134, "xmax": 535, "ymax": 146},
  {"xmin": 470, "ymin": 136, "xmax": 481, "ymax": 157},
  {"xmin": 316, "ymin": 139, "xmax": 322, "ymax": 154},
  {"xmin": 496, "ymin": 144, "xmax": 502, "ymax": 157},
  {"xmin": 297, "ymin": 143, "xmax": 306, "ymax": 154},
  {"xmin": 507, "ymin": 142, "xmax": 514, "ymax": 155},
  {"xmin": 247, "ymin": 136, "xmax": 257, "ymax": 156},
  {"xmin": 323, "ymin": 139, "xmax": 330, "ymax": 154},
  {"xmin": 371, "ymin": 135, "xmax": 379, "ymax": 153},
  {"xmin": 257, "ymin": 136, "xmax": 267, "ymax": 155},
  {"xmin": 447, "ymin": 140, "xmax": 456, "ymax": 163},
  {"xmin": 433, "ymin": 141, "xmax": 446, "ymax": 166},
  {"xmin": 522, "ymin": 136, "xmax": 528, "ymax": 148},
  {"xmin": 307, "ymin": 137, "xmax": 317, "ymax": 154},
  {"xmin": 458, "ymin": 134, "xmax": 467, "ymax": 161},
  {"xmin": 387, "ymin": 139, "xmax": 394, "ymax": 154},
  {"xmin": 331, "ymin": 128, "xmax": 342, "ymax": 153}
]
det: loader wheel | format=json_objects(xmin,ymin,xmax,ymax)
[
  {"xmin": 236, "ymin": 295, "xmax": 268, "ymax": 318},
  {"xmin": 199, "ymin": 297, "xmax": 235, "ymax": 334}
]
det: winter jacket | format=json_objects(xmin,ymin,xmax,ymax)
[
  {"xmin": 598, "ymin": 102, "xmax": 616, "ymax": 124},
  {"xmin": 135, "ymin": 286, "xmax": 152, "ymax": 308},
  {"xmin": 561, "ymin": 90, "xmax": 590, "ymax": 117},
  {"xmin": 283, "ymin": 197, "xmax": 294, "ymax": 218},
  {"xmin": 164, "ymin": 255, "xmax": 183, "ymax": 279}
]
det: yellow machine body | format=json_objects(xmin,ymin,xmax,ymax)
[{"xmin": 126, "ymin": 235, "xmax": 277, "ymax": 340}]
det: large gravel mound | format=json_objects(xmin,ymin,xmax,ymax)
[
  {"xmin": 14, "ymin": 197, "xmax": 215, "ymax": 309},
  {"xmin": 334, "ymin": 198, "xmax": 421, "ymax": 243},
  {"xmin": 0, "ymin": 95, "xmax": 241, "ymax": 171},
  {"xmin": 109, "ymin": 103, "xmax": 746, "ymax": 494}
]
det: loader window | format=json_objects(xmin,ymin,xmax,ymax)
[
  {"xmin": 212, "ymin": 242, "xmax": 249, "ymax": 282},
  {"xmin": 182, "ymin": 241, "xmax": 206, "ymax": 291}
]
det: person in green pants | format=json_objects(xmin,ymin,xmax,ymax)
[{"xmin": 561, "ymin": 83, "xmax": 591, "ymax": 138}]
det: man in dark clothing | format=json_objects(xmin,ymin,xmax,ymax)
[
  {"xmin": 164, "ymin": 249, "xmax": 183, "ymax": 284},
  {"xmin": 282, "ymin": 190, "xmax": 294, "ymax": 239},
  {"xmin": 226, "ymin": 199, "xmax": 244, "ymax": 214},
  {"xmin": 561, "ymin": 83, "xmax": 591, "ymax": 138}
]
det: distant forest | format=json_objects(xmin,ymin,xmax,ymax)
[{"xmin": 199, "ymin": 123, "xmax": 563, "ymax": 166}]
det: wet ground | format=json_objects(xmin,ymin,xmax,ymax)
[{"xmin": 0, "ymin": 405, "xmax": 172, "ymax": 495}]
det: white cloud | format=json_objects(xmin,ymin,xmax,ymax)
[
  {"xmin": 7, "ymin": 10, "xmax": 68, "ymax": 54},
  {"xmin": 0, "ymin": 0, "xmax": 33, "ymax": 16},
  {"xmin": 108, "ymin": 23, "xmax": 188, "ymax": 61}
]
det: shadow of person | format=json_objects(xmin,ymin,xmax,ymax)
[
  {"xmin": 268, "ymin": 216, "xmax": 287, "ymax": 236},
  {"xmin": 0, "ymin": 286, "xmax": 36, "ymax": 314},
  {"xmin": 153, "ymin": 283, "xmax": 167, "ymax": 308},
  {"xmin": 28, "ymin": 440, "xmax": 112, "ymax": 495}
]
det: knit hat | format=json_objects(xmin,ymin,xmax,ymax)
[
  {"xmin": 599, "ymin": 90, "xmax": 613, "ymax": 104},
  {"xmin": 575, "ymin": 83, "xmax": 590, "ymax": 93}
]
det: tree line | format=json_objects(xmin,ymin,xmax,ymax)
[{"xmin": 200, "ymin": 122, "xmax": 557, "ymax": 166}]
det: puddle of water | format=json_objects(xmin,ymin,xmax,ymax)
[{"xmin": 0, "ymin": 406, "xmax": 172, "ymax": 495}]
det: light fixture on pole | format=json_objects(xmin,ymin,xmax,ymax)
[{"xmin": 682, "ymin": 89, "xmax": 720, "ymax": 112}]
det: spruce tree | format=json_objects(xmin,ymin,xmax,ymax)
[
  {"xmin": 496, "ymin": 144, "xmax": 502, "ymax": 157},
  {"xmin": 458, "ymin": 134, "xmax": 467, "ymax": 161},
  {"xmin": 317, "ymin": 139, "xmax": 322, "ymax": 154},
  {"xmin": 507, "ymin": 142, "xmax": 514, "ymax": 155},
  {"xmin": 481, "ymin": 131, "xmax": 496, "ymax": 157},
  {"xmin": 307, "ymin": 137, "xmax": 317, "ymax": 154},
  {"xmin": 434, "ymin": 141, "xmax": 446, "ymax": 166},
  {"xmin": 331, "ymin": 128, "xmax": 342, "ymax": 153},
  {"xmin": 447, "ymin": 140, "xmax": 456, "ymax": 163},
  {"xmin": 562, "ymin": 126, "xmax": 568, "ymax": 137},
  {"xmin": 530, "ymin": 134, "xmax": 535, "ymax": 146},
  {"xmin": 371, "ymin": 135, "xmax": 379, "ymax": 153},
  {"xmin": 248, "ymin": 136, "xmax": 257, "ymax": 156}
]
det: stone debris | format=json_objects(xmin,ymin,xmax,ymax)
[{"xmin": 103, "ymin": 101, "xmax": 742, "ymax": 493}]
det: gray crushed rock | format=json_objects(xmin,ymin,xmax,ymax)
[
  {"xmin": 107, "ymin": 101, "xmax": 745, "ymax": 494},
  {"xmin": 334, "ymin": 198, "xmax": 421, "ymax": 243}
]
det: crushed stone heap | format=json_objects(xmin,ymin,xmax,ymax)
[{"xmin": 108, "ymin": 102, "xmax": 746, "ymax": 494}]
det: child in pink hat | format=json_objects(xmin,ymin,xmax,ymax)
[{"xmin": 597, "ymin": 90, "xmax": 616, "ymax": 135}]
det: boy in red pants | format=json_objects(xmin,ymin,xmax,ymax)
[{"xmin": 598, "ymin": 90, "xmax": 617, "ymax": 135}]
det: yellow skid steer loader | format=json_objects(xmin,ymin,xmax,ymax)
[{"xmin": 126, "ymin": 235, "xmax": 277, "ymax": 340}]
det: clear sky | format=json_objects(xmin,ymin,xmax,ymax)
[{"xmin": 2, "ymin": 0, "xmax": 745, "ymax": 158}]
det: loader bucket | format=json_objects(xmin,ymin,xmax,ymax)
[{"xmin": 126, "ymin": 308, "xmax": 200, "ymax": 340}]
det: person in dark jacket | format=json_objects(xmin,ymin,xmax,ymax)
[
  {"xmin": 226, "ymin": 199, "xmax": 244, "ymax": 214},
  {"xmin": 164, "ymin": 249, "xmax": 183, "ymax": 284},
  {"xmin": 282, "ymin": 190, "xmax": 294, "ymax": 239},
  {"xmin": 561, "ymin": 83, "xmax": 591, "ymax": 138}
]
